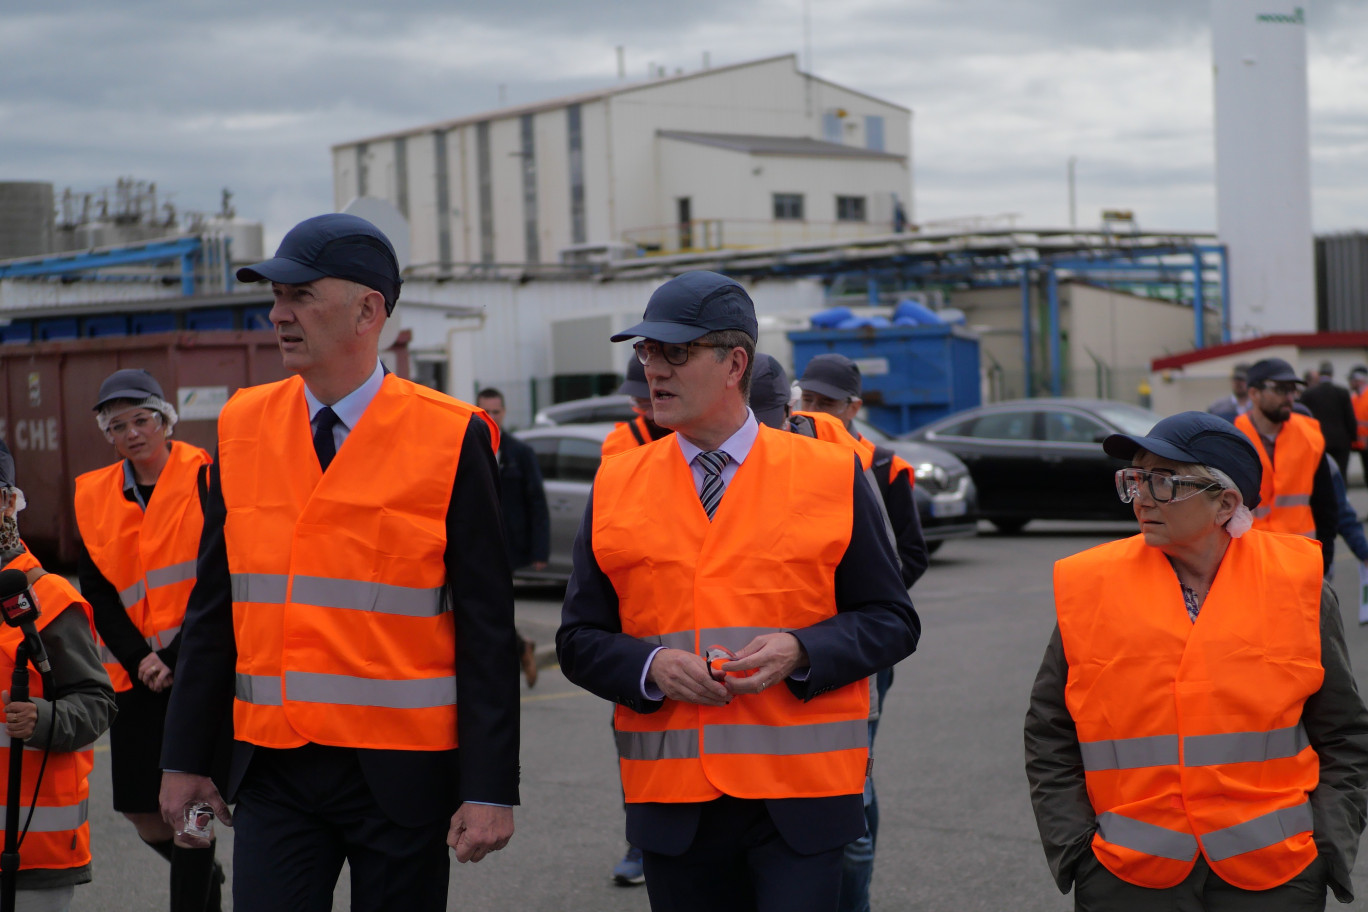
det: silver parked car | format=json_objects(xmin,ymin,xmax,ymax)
[{"xmin": 516, "ymin": 399, "xmax": 978, "ymax": 579}]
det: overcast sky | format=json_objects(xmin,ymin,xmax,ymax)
[{"xmin": 4, "ymin": 0, "xmax": 1365, "ymax": 250}]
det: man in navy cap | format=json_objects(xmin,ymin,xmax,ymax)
[
  {"xmin": 1233, "ymin": 358, "xmax": 1337, "ymax": 564},
  {"xmin": 558, "ymin": 270, "xmax": 920, "ymax": 911},
  {"xmin": 160, "ymin": 213, "xmax": 520, "ymax": 911},
  {"xmin": 748, "ymin": 353, "xmax": 792, "ymax": 429}
]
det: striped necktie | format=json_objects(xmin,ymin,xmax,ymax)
[{"xmin": 696, "ymin": 450, "xmax": 730, "ymax": 520}]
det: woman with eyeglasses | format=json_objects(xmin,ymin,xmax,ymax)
[
  {"xmin": 72, "ymin": 370, "xmax": 224, "ymax": 912},
  {"xmin": 1024, "ymin": 411, "xmax": 1368, "ymax": 911}
]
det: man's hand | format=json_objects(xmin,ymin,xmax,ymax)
[
  {"xmin": 138, "ymin": 653, "xmax": 173, "ymax": 692},
  {"xmin": 159, "ymin": 771, "xmax": 232, "ymax": 848},
  {"xmin": 1, "ymin": 690, "xmax": 36, "ymax": 741},
  {"xmin": 721, "ymin": 632, "xmax": 809, "ymax": 696},
  {"xmin": 647, "ymin": 649, "xmax": 730, "ymax": 706},
  {"xmin": 447, "ymin": 803, "xmax": 514, "ymax": 863}
]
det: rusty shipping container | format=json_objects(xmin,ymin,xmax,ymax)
[{"xmin": 0, "ymin": 329, "xmax": 411, "ymax": 567}]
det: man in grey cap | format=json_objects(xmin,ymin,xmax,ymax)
[
  {"xmin": 1299, "ymin": 360, "xmax": 1357, "ymax": 477},
  {"xmin": 558, "ymin": 270, "xmax": 919, "ymax": 911},
  {"xmin": 160, "ymin": 213, "xmax": 520, "ymax": 911},
  {"xmin": 748, "ymin": 353, "xmax": 792, "ymax": 429}
]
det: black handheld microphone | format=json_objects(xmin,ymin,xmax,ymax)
[{"xmin": 0, "ymin": 570, "xmax": 51, "ymax": 678}]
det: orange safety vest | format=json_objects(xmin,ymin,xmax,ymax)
[
  {"xmin": 1055, "ymin": 531, "xmax": 1322, "ymax": 891},
  {"xmin": 74, "ymin": 441, "xmax": 210, "ymax": 692},
  {"xmin": 1234, "ymin": 412, "xmax": 1323, "ymax": 537},
  {"xmin": 602, "ymin": 415, "xmax": 658, "ymax": 458},
  {"xmin": 855, "ymin": 434, "xmax": 915, "ymax": 489},
  {"xmin": 219, "ymin": 374, "xmax": 497, "ymax": 752},
  {"xmin": 1353, "ymin": 389, "xmax": 1368, "ymax": 451},
  {"xmin": 593, "ymin": 426, "xmax": 869, "ymax": 803},
  {"xmin": 0, "ymin": 551, "xmax": 96, "ymax": 872}
]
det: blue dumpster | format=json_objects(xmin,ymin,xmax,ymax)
[{"xmin": 788, "ymin": 324, "xmax": 980, "ymax": 437}]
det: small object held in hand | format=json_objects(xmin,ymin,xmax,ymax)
[
  {"xmin": 705, "ymin": 645, "xmax": 756, "ymax": 682},
  {"xmin": 183, "ymin": 802, "xmax": 214, "ymax": 840}
]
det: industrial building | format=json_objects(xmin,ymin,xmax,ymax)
[{"xmin": 331, "ymin": 54, "xmax": 912, "ymax": 269}]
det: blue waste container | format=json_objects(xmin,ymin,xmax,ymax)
[{"xmin": 788, "ymin": 324, "xmax": 980, "ymax": 437}]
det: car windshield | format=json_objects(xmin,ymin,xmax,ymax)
[{"xmin": 1092, "ymin": 403, "xmax": 1161, "ymax": 436}]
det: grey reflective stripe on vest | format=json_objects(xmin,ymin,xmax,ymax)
[
  {"xmin": 231, "ymin": 573, "xmax": 289, "ymax": 605},
  {"xmin": 289, "ymin": 576, "xmax": 446, "ymax": 618},
  {"xmin": 698, "ymin": 627, "xmax": 787, "ymax": 655},
  {"xmin": 1274, "ymin": 494, "xmax": 1312, "ymax": 507},
  {"xmin": 284, "ymin": 671, "xmax": 457, "ymax": 709},
  {"xmin": 118, "ymin": 580, "xmax": 145, "ymax": 609},
  {"xmin": 703, "ymin": 719, "xmax": 869, "ymax": 756},
  {"xmin": 153, "ymin": 625, "xmax": 182, "ymax": 647},
  {"xmin": 146, "ymin": 559, "xmax": 197, "ymax": 590},
  {"xmin": 0, "ymin": 799, "xmax": 88, "ymax": 833},
  {"xmin": 1079, "ymin": 734, "xmax": 1179, "ymax": 771},
  {"xmin": 1252, "ymin": 505, "xmax": 1271, "ymax": 518},
  {"xmin": 1200, "ymin": 801, "xmax": 1313, "ymax": 862},
  {"xmin": 641, "ymin": 631, "xmax": 696, "ymax": 652},
  {"xmin": 1183, "ymin": 723, "xmax": 1309, "ymax": 768},
  {"xmin": 236, "ymin": 673, "xmax": 283, "ymax": 706},
  {"xmin": 1096, "ymin": 811, "xmax": 1198, "ymax": 861},
  {"xmin": 615, "ymin": 729, "xmax": 700, "ymax": 761},
  {"xmin": 100, "ymin": 645, "xmax": 119, "ymax": 665},
  {"xmin": 868, "ymin": 675, "xmax": 879, "ymax": 721},
  {"xmin": 0, "ymin": 732, "xmax": 92, "ymax": 753}
]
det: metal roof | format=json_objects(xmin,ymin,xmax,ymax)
[{"xmin": 656, "ymin": 130, "xmax": 905, "ymax": 161}]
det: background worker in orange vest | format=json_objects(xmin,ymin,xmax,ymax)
[
  {"xmin": 1025, "ymin": 411, "xmax": 1368, "ymax": 910},
  {"xmin": 1233, "ymin": 358, "xmax": 1337, "ymax": 568},
  {"xmin": 0, "ymin": 439, "xmax": 116, "ymax": 911},
  {"xmin": 793, "ymin": 353, "xmax": 927, "ymax": 912},
  {"xmin": 1349, "ymin": 366, "xmax": 1368, "ymax": 485},
  {"xmin": 74, "ymin": 369, "xmax": 224, "ymax": 911},
  {"xmin": 159, "ymin": 213, "xmax": 520, "ymax": 912},
  {"xmin": 603, "ymin": 358, "xmax": 672, "ymax": 457},
  {"xmin": 558, "ymin": 270, "xmax": 920, "ymax": 912}
]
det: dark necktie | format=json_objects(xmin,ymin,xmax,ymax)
[
  {"xmin": 696, "ymin": 450, "xmax": 730, "ymax": 520},
  {"xmin": 313, "ymin": 407, "xmax": 340, "ymax": 471}
]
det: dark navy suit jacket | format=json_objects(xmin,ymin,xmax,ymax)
[{"xmin": 556, "ymin": 452, "xmax": 920, "ymax": 855}]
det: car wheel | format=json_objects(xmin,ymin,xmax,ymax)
[
  {"xmin": 988, "ymin": 517, "xmax": 1030, "ymax": 534},
  {"xmin": 925, "ymin": 541, "xmax": 943, "ymax": 556}
]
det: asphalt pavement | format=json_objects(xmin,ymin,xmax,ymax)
[{"xmin": 66, "ymin": 501, "xmax": 1368, "ymax": 910}]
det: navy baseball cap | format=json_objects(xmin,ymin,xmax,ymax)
[
  {"xmin": 237, "ymin": 213, "xmax": 403, "ymax": 315},
  {"xmin": 798, "ymin": 353, "xmax": 861, "ymax": 400},
  {"xmin": 0, "ymin": 440, "xmax": 12, "ymax": 489},
  {"xmin": 1245, "ymin": 357, "xmax": 1303, "ymax": 389},
  {"xmin": 1102, "ymin": 411, "xmax": 1262, "ymax": 509},
  {"xmin": 749, "ymin": 353, "xmax": 791, "ymax": 429},
  {"xmin": 611, "ymin": 271, "xmax": 758, "ymax": 343},
  {"xmin": 93, "ymin": 369, "xmax": 165, "ymax": 412},
  {"xmin": 617, "ymin": 358, "xmax": 649, "ymax": 399}
]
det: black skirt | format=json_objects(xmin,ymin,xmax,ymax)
[{"xmin": 109, "ymin": 684, "xmax": 172, "ymax": 813}]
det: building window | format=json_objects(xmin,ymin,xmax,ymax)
[
  {"xmin": 773, "ymin": 193, "xmax": 805, "ymax": 221},
  {"xmin": 836, "ymin": 195, "xmax": 867, "ymax": 222},
  {"xmin": 822, "ymin": 111, "xmax": 843, "ymax": 144},
  {"xmin": 865, "ymin": 115, "xmax": 885, "ymax": 152},
  {"xmin": 566, "ymin": 104, "xmax": 586, "ymax": 245}
]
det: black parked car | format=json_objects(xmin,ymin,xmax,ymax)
[{"xmin": 904, "ymin": 398, "xmax": 1161, "ymax": 533}]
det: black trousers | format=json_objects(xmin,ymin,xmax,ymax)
[
  {"xmin": 640, "ymin": 796, "xmax": 844, "ymax": 912},
  {"xmin": 232, "ymin": 744, "xmax": 450, "ymax": 912},
  {"xmin": 1073, "ymin": 852, "xmax": 1327, "ymax": 912}
]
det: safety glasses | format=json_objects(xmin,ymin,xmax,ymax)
[{"xmin": 1115, "ymin": 467, "xmax": 1221, "ymax": 505}]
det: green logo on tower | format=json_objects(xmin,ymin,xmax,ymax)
[{"xmin": 1256, "ymin": 7, "xmax": 1304, "ymax": 24}]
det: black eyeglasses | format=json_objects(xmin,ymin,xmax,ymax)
[
  {"xmin": 633, "ymin": 339, "xmax": 732, "ymax": 367},
  {"xmin": 1260, "ymin": 381, "xmax": 1301, "ymax": 395},
  {"xmin": 1115, "ymin": 468, "xmax": 1221, "ymax": 504}
]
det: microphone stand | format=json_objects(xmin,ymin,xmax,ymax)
[{"xmin": 1, "ymin": 640, "xmax": 28, "ymax": 912}]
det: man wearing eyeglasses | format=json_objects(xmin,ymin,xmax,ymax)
[
  {"xmin": 557, "ymin": 270, "xmax": 920, "ymax": 911},
  {"xmin": 1233, "ymin": 358, "xmax": 1337, "ymax": 566}
]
